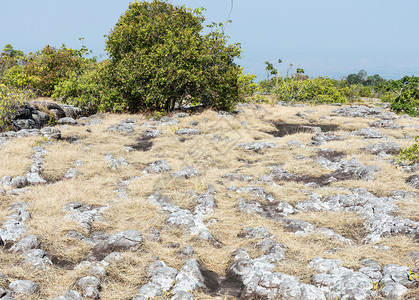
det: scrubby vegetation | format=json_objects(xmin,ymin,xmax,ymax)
[
  {"xmin": 0, "ymin": 0, "xmax": 418, "ymax": 130},
  {"xmin": 0, "ymin": 84, "xmax": 31, "ymax": 131},
  {"xmin": 398, "ymin": 136, "xmax": 419, "ymax": 164}
]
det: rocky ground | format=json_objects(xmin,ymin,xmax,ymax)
[{"xmin": 0, "ymin": 100, "xmax": 418, "ymax": 299}]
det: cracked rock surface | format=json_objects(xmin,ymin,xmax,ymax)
[{"xmin": 0, "ymin": 102, "xmax": 418, "ymax": 299}]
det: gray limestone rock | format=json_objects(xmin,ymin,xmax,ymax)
[
  {"xmin": 365, "ymin": 142, "xmax": 401, "ymax": 155},
  {"xmin": 58, "ymin": 117, "xmax": 78, "ymax": 125},
  {"xmin": 238, "ymin": 198, "xmax": 264, "ymax": 214},
  {"xmin": 10, "ymin": 176, "xmax": 28, "ymax": 189},
  {"xmin": 331, "ymin": 157, "xmax": 381, "ymax": 181},
  {"xmin": 158, "ymin": 116, "xmax": 179, "ymax": 125},
  {"xmin": 380, "ymin": 264, "xmax": 417, "ymax": 288},
  {"xmin": 76, "ymin": 276, "xmax": 100, "ymax": 299},
  {"xmin": 171, "ymin": 258, "xmax": 205, "ymax": 298},
  {"xmin": 10, "ymin": 234, "xmax": 40, "ymax": 253},
  {"xmin": 142, "ymin": 128, "xmax": 161, "ymax": 137},
  {"xmin": 52, "ymin": 290, "xmax": 82, "ymax": 300},
  {"xmin": 8, "ymin": 280, "xmax": 39, "ymax": 295},
  {"xmin": 40, "ymin": 126, "xmax": 61, "ymax": 139},
  {"xmin": 0, "ymin": 220, "xmax": 27, "ymax": 243},
  {"xmin": 237, "ymin": 142, "xmax": 276, "ymax": 151},
  {"xmin": 170, "ymin": 166, "xmax": 201, "ymax": 178},
  {"xmin": 107, "ymin": 120, "xmax": 135, "ymax": 133},
  {"xmin": 179, "ymin": 245, "xmax": 194, "ymax": 257},
  {"xmin": 406, "ymin": 175, "xmax": 419, "ymax": 189},
  {"xmin": 351, "ymin": 128, "xmax": 384, "ymax": 139},
  {"xmin": 175, "ymin": 128, "xmax": 201, "ymax": 135},
  {"xmin": 193, "ymin": 193, "xmax": 215, "ymax": 217},
  {"xmin": 108, "ymin": 230, "xmax": 143, "ymax": 251},
  {"xmin": 137, "ymin": 260, "xmax": 178, "ymax": 299},
  {"xmin": 148, "ymin": 193, "xmax": 216, "ymax": 244},
  {"xmin": 282, "ymin": 219, "xmax": 315, "ymax": 234},
  {"xmin": 369, "ymin": 119, "xmax": 399, "ymax": 129},
  {"xmin": 380, "ymin": 282, "xmax": 408, "ymax": 299},
  {"xmin": 22, "ymin": 249, "xmax": 52, "ymax": 269},
  {"xmin": 146, "ymin": 228, "xmax": 162, "ymax": 242},
  {"xmin": 143, "ymin": 160, "xmax": 171, "ymax": 174},
  {"xmin": 308, "ymin": 257, "xmax": 342, "ymax": 273},
  {"xmin": 76, "ymin": 276, "xmax": 100, "ymax": 289},
  {"xmin": 102, "ymin": 252, "xmax": 123, "ymax": 265},
  {"xmin": 238, "ymin": 227, "xmax": 271, "ymax": 240},
  {"xmin": 333, "ymin": 105, "xmax": 383, "ymax": 118},
  {"xmin": 105, "ymin": 153, "xmax": 129, "ymax": 170},
  {"xmin": 310, "ymin": 131, "xmax": 344, "ymax": 146},
  {"xmin": 64, "ymin": 168, "xmax": 79, "ymax": 179}
]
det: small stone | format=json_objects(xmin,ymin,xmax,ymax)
[
  {"xmin": 381, "ymin": 282, "xmax": 408, "ymax": 299},
  {"xmin": 90, "ymin": 265, "xmax": 107, "ymax": 278},
  {"xmin": 102, "ymin": 252, "xmax": 123, "ymax": 264},
  {"xmin": 10, "ymin": 235, "xmax": 40, "ymax": 253},
  {"xmin": 10, "ymin": 176, "xmax": 28, "ymax": 189},
  {"xmin": 170, "ymin": 166, "xmax": 201, "ymax": 178},
  {"xmin": 76, "ymin": 275, "xmax": 99, "ymax": 287},
  {"xmin": 108, "ymin": 230, "xmax": 143, "ymax": 251},
  {"xmin": 237, "ymin": 142, "xmax": 276, "ymax": 151},
  {"xmin": 179, "ymin": 245, "xmax": 194, "ymax": 257},
  {"xmin": 146, "ymin": 228, "xmax": 162, "ymax": 242},
  {"xmin": 406, "ymin": 175, "xmax": 419, "ymax": 189},
  {"xmin": 40, "ymin": 126, "xmax": 61, "ymax": 139},
  {"xmin": 351, "ymin": 128, "xmax": 384, "ymax": 139},
  {"xmin": 238, "ymin": 227, "xmax": 271, "ymax": 239},
  {"xmin": 175, "ymin": 128, "xmax": 201, "ymax": 135},
  {"xmin": 8, "ymin": 280, "xmax": 39, "ymax": 295},
  {"xmin": 58, "ymin": 117, "xmax": 78, "ymax": 125}
]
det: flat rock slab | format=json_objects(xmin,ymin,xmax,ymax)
[
  {"xmin": 237, "ymin": 142, "xmax": 276, "ymax": 151},
  {"xmin": 175, "ymin": 128, "xmax": 201, "ymax": 135}
]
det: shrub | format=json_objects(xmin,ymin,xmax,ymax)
[
  {"xmin": 390, "ymin": 76, "xmax": 419, "ymax": 116},
  {"xmin": 274, "ymin": 77, "xmax": 348, "ymax": 104},
  {"xmin": 2, "ymin": 44, "xmax": 92, "ymax": 97},
  {"xmin": 258, "ymin": 78, "xmax": 276, "ymax": 94},
  {"xmin": 0, "ymin": 44, "xmax": 26, "ymax": 78},
  {"xmin": 0, "ymin": 84, "xmax": 30, "ymax": 131},
  {"xmin": 102, "ymin": 0, "xmax": 241, "ymax": 112},
  {"xmin": 52, "ymin": 60, "xmax": 103, "ymax": 113},
  {"xmin": 397, "ymin": 136, "xmax": 419, "ymax": 164},
  {"xmin": 238, "ymin": 68, "xmax": 258, "ymax": 100}
]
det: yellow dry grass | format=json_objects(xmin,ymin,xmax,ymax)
[
  {"xmin": 0, "ymin": 136, "xmax": 40, "ymax": 177},
  {"xmin": 0, "ymin": 102, "xmax": 418, "ymax": 299}
]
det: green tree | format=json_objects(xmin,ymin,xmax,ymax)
[
  {"xmin": 2, "ymin": 44, "xmax": 92, "ymax": 96},
  {"xmin": 0, "ymin": 44, "xmax": 26, "ymax": 78},
  {"xmin": 102, "ymin": 0, "xmax": 241, "ymax": 112}
]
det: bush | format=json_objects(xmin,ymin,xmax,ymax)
[
  {"xmin": 2, "ymin": 44, "xmax": 92, "ymax": 97},
  {"xmin": 52, "ymin": 60, "xmax": 102, "ymax": 113},
  {"xmin": 390, "ymin": 76, "xmax": 419, "ymax": 116},
  {"xmin": 238, "ymin": 68, "xmax": 258, "ymax": 100},
  {"xmin": 0, "ymin": 84, "xmax": 30, "ymax": 131},
  {"xmin": 274, "ymin": 77, "xmax": 348, "ymax": 104},
  {"xmin": 101, "ymin": 0, "xmax": 241, "ymax": 112},
  {"xmin": 397, "ymin": 136, "xmax": 419, "ymax": 164},
  {"xmin": 0, "ymin": 44, "xmax": 26, "ymax": 78}
]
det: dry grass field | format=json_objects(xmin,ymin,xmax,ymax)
[{"xmin": 0, "ymin": 101, "xmax": 418, "ymax": 299}]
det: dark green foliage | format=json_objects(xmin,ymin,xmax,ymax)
[
  {"xmin": 1, "ymin": 44, "xmax": 93, "ymax": 97},
  {"xmin": 52, "ymin": 60, "xmax": 103, "ymax": 113},
  {"xmin": 390, "ymin": 76, "xmax": 419, "ymax": 116},
  {"xmin": 101, "ymin": 0, "xmax": 241, "ymax": 112},
  {"xmin": 0, "ymin": 84, "xmax": 31, "ymax": 131},
  {"xmin": 0, "ymin": 44, "xmax": 25, "ymax": 78},
  {"xmin": 274, "ymin": 76, "xmax": 348, "ymax": 104},
  {"xmin": 397, "ymin": 136, "xmax": 419, "ymax": 164}
]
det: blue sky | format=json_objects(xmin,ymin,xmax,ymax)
[{"xmin": 1, "ymin": 0, "xmax": 418, "ymax": 80}]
